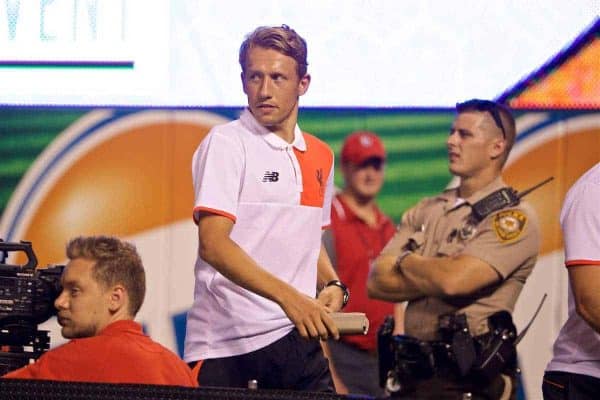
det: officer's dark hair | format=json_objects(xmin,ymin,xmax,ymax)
[{"xmin": 456, "ymin": 99, "xmax": 516, "ymax": 166}]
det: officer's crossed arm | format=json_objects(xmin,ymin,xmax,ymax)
[
  {"xmin": 395, "ymin": 253, "xmax": 500, "ymax": 298},
  {"xmin": 367, "ymin": 215, "xmax": 424, "ymax": 302},
  {"xmin": 367, "ymin": 252, "xmax": 424, "ymax": 302},
  {"xmin": 368, "ymin": 252, "xmax": 500, "ymax": 301}
]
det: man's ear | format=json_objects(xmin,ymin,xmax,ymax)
[
  {"xmin": 298, "ymin": 74, "xmax": 311, "ymax": 96},
  {"xmin": 108, "ymin": 285, "xmax": 127, "ymax": 313},
  {"xmin": 490, "ymin": 137, "xmax": 506, "ymax": 160}
]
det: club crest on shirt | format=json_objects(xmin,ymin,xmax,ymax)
[
  {"xmin": 492, "ymin": 210, "xmax": 527, "ymax": 242},
  {"xmin": 316, "ymin": 168, "xmax": 324, "ymax": 196}
]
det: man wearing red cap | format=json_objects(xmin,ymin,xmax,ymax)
[{"xmin": 323, "ymin": 131, "xmax": 402, "ymax": 396}]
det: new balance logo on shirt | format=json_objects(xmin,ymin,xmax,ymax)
[{"xmin": 262, "ymin": 171, "xmax": 279, "ymax": 182}]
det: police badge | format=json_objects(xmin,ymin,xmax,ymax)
[{"xmin": 492, "ymin": 210, "xmax": 527, "ymax": 242}]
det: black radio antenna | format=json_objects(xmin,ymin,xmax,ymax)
[
  {"xmin": 515, "ymin": 293, "xmax": 547, "ymax": 345},
  {"xmin": 517, "ymin": 177, "xmax": 554, "ymax": 200}
]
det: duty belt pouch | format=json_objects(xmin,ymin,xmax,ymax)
[
  {"xmin": 471, "ymin": 311, "xmax": 517, "ymax": 382},
  {"xmin": 438, "ymin": 313, "xmax": 476, "ymax": 377},
  {"xmin": 377, "ymin": 315, "xmax": 396, "ymax": 389},
  {"xmin": 377, "ymin": 317, "xmax": 434, "ymax": 396},
  {"xmin": 389, "ymin": 335, "xmax": 434, "ymax": 395}
]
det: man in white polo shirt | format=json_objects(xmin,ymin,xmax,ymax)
[
  {"xmin": 543, "ymin": 161, "xmax": 600, "ymax": 399},
  {"xmin": 184, "ymin": 25, "xmax": 348, "ymax": 391}
]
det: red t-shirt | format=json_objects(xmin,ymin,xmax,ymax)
[
  {"xmin": 330, "ymin": 194, "xmax": 396, "ymax": 351},
  {"xmin": 3, "ymin": 320, "xmax": 198, "ymax": 387}
]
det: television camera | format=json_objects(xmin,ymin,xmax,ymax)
[{"xmin": 0, "ymin": 240, "xmax": 64, "ymax": 375}]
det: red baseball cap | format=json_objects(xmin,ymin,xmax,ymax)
[{"xmin": 341, "ymin": 131, "xmax": 386, "ymax": 164}]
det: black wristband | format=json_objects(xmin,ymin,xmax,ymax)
[{"xmin": 325, "ymin": 279, "xmax": 350, "ymax": 308}]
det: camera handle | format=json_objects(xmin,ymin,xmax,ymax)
[{"xmin": 0, "ymin": 240, "xmax": 38, "ymax": 270}]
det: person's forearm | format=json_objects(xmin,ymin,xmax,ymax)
[
  {"xmin": 367, "ymin": 254, "xmax": 424, "ymax": 302},
  {"xmin": 399, "ymin": 254, "xmax": 453, "ymax": 297},
  {"xmin": 316, "ymin": 243, "xmax": 346, "ymax": 312},
  {"xmin": 401, "ymin": 253, "xmax": 499, "ymax": 297},
  {"xmin": 317, "ymin": 242, "xmax": 339, "ymax": 289},
  {"xmin": 367, "ymin": 283, "xmax": 421, "ymax": 302}
]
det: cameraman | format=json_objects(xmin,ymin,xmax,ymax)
[
  {"xmin": 3, "ymin": 235, "xmax": 197, "ymax": 387},
  {"xmin": 368, "ymin": 100, "xmax": 540, "ymax": 399}
]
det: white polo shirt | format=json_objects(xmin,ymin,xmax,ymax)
[
  {"xmin": 184, "ymin": 109, "xmax": 334, "ymax": 361},
  {"xmin": 546, "ymin": 162, "xmax": 600, "ymax": 378}
]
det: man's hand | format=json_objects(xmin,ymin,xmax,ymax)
[
  {"xmin": 317, "ymin": 284, "xmax": 345, "ymax": 312},
  {"xmin": 279, "ymin": 289, "xmax": 340, "ymax": 341}
]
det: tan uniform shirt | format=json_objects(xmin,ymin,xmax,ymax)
[{"xmin": 381, "ymin": 177, "xmax": 540, "ymax": 340}]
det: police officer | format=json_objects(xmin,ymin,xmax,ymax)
[{"xmin": 368, "ymin": 99, "xmax": 540, "ymax": 399}]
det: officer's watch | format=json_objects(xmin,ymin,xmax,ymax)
[
  {"xmin": 393, "ymin": 250, "xmax": 413, "ymax": 273},
  {"xmin": 325, "ymin": 279, "xmax": 350, "ymax": 308}
]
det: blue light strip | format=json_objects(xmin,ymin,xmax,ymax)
[{"xmin": 0, "ymin": 60, "xmax": 134, "ymax": 69}]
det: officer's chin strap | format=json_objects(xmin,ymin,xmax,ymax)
[{"xmin": 516, "ymin": 293, "xmax": 547, "ymax": 345}]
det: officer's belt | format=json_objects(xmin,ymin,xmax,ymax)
[{"xmin": 431, "ymin": 332, "xmax": 494, "ymax": 373}]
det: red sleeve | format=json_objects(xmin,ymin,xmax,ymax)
[
  {"xmin": 3, "ymin": 365, "xmax": 36, "ymax": 379},
  {"xmin": 2, "ymin": 342, "xmax": 79, "ymax": 380}
]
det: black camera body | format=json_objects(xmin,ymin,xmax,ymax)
[{"xmin": 0, "ymin": 240, "xmax": 64, "ymax": 375}]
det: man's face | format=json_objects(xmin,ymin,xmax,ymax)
[
  {"xmin": 343, "ymin": 157, "xmax": 385, "ymax": 200},
  {"xmin": 242, "ymin": 46, "xmax": 310, "ymax": 137},
  {"xmin": 446, "ymin": 111, "xmax": 502, "ymax": 178},
  {"xmin": 54, "ymin": 258, "xmax": 111, "ymax": 339}
]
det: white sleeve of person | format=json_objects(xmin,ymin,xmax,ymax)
[{"xmin": 560, "ymin": 176, "xmax": 600, "ymax": 265}]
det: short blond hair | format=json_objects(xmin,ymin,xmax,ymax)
[
  {"xmin": 66, "ymin": 236, "xmax": 145, "ymax": 316},
  {"xmin": 239, "ymin": 25, "xmax": 308, "ymax": 78}
]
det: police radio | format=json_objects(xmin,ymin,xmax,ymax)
[{"xmin": 471, "ymin": 177, "xmax": 554, "ymax": 221}]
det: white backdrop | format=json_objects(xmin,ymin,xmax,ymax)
[{"xmin": 0, "ymin": 0, "xmax": 597, "ymax": 106}]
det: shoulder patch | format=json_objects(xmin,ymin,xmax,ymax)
[{"xmin": 492, "ymin": 210, "xmax": 527, "ymax": 242}]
